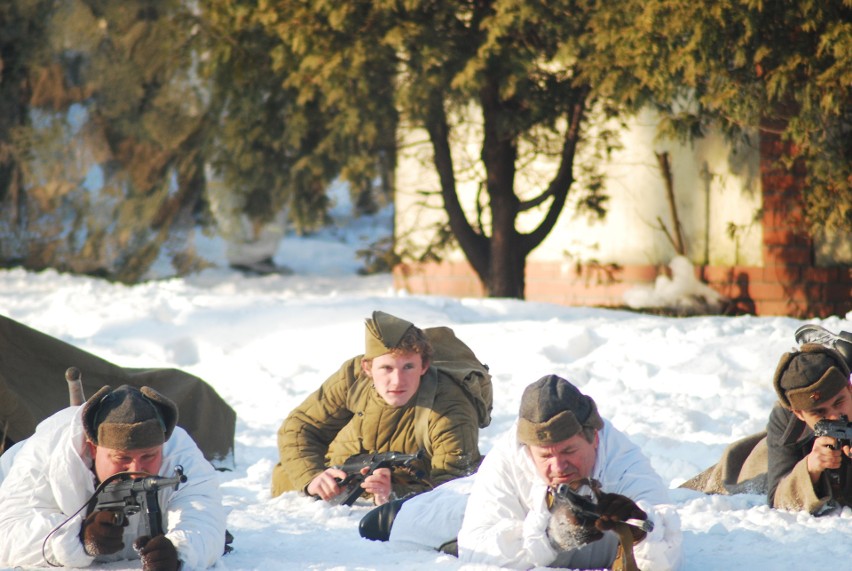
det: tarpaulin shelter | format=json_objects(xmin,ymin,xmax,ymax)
[{"xmin": 0, "ymin": 314, "xmax": 235, "ymax": 470}]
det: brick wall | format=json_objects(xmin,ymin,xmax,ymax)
[
  {"xmin": 392, "ymin": 132, "xmax": 852, "ymax": 318},
  {"xmin": 393, "ymin": 259, "xmax": 851, "ymax": 317}
]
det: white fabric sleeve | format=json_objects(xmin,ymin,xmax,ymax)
[
  {"xmin": 632, "ymin": 501, "xmax": 683, "ymax": 571},
  {"xmin": 457, "ymin": 436, "xmax": 556, "ymax": 569},
  {"xmin": 0, "ymin": 408, "xmax": 95, "ymax": 568}
]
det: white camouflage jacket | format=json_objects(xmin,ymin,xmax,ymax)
[
  {"xmin": 457, "ymin": 420, "xmax": 682, "ymax": 569},
  {"xmin": 0, "ymin": 406, "xmax": 227, "ymax": 569},
  {"xmin": 390, "ymin": 419, "xmax": 682, "ymax": 570}
]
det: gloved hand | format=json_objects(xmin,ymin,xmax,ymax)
[
  {"xmin": 595, "ymin": 492, "xmax": 648, "ymax": 542},
  {"xmin": 134, "ymin": 534, "xmax": 180, "ymax": 571},
  {"xmin": 80, "ymin": 509, "xmax": 127, "ymax": 555}
]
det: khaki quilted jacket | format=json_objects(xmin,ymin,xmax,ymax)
[{"xmin": 271, "ymin": 355, "xmax": 482, "ymax": 498}]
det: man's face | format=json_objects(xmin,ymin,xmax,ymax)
[
  {"xmin": 363, "ymin": 351, "xmax": 428, "ymax": 407},
  {"xmin": 87, "ymin": 442, "xmax": 164, "ymax": 482},
  {"xmin": 527, "ymin": 431, "xmax": 599, "ymax": 487},
  {"xmin": 793, "ymin": 384, "xmax": 852, "ymax": 428}
]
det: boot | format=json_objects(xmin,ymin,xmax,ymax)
[
  {"xmin": 795, "ymin": 324, "xmax": 852, "ymax": 369},
  {"xmin": 358, "ymin": 498, "xmax": 407, "ymax": 541}
]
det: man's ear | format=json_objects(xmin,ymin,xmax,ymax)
[
  {"xmin": 85, "ymin": 439, "xmax": 97, "ymax": 457},
  {"xmin": 421, "ymin": 359, "xmax": 431, "ymax": 374},
  {"xmin": 791, "ymin": 409, "xmax": 807, "ymax": 423},
  {"xmin": 361, "ymin": 358, "xmax": 372, "ymax": 377}
]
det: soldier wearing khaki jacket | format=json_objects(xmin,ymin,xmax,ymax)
[{"xmin": 271, "ymin": 311, "xmax": 483, "ymax": 505}]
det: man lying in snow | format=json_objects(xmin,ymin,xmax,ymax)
[
  {"xmin": 360, "ymin": 374, "xmax": 682, "ymax": 570},
  {"xmin": 681, "ymin": 326, "xmax": 852, "ymax": 516},
  {"xmin": 271, "ymin": 310, "xmax": 488, "ymax": 506},
  {"xmin": 0, "ymin": 384, "xmax": 228, "ymax": 569}
]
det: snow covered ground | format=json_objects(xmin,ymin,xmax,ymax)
[{"xmin": 1, "ymin": 200, "xmax": 850, "ymax": 570}]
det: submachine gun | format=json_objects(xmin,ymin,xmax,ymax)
[
  {"xmin": 330, "ymin": 449, "xmax": 427, "ymax": 506},
  {"xmin": 547, "ymin": 478, "xmax": 653, "ymax": 571},
  {"xmin": 92, "ymin": 466, "xmax": 187, "ymax": 537},
  {"xmin": 550, "ymin": 481, "xmax": 654, "ymax": 534},
  {"xmin": 813, "ymin": 414, "xmax": 852, "ymax": 491}
]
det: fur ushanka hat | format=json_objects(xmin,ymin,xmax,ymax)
[
  {"xmin": 82, "ymin": 384, "xmax": 178, "ymax": 450},
  {"xmin": 773, "ymin": 343, "xmax": 851, "ymax": 411}
]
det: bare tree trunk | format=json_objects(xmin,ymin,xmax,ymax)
[
  {"xmin": 655, "ymin": 152, "xmax": 686, "ymax": 256},
  {"xmin": 487, "ymin": 192, "xmax": 525, "ymax": 298},
  {"xmin": 480, "ymin": 78, "xmax": 524, "ymax": 298}
]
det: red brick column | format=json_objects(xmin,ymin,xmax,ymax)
[{"xmin": 756, "ymin": 131, "xmax": 851, "ymax": 317}]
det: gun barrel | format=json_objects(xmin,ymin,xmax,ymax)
[
  {"xmin": 137, "ymin": 473, "xmax": 187, "ymax": 492},
  {"xmin": 624, "ymin": 518, "xmax": 655, "ymax": 533}
]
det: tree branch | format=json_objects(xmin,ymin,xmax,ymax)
[{"xmin": 521, "ymin": 90, "xmax": 588, "ymax": 256}]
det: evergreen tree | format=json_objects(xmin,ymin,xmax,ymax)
[
  {"xmin": 0, "ymin": 0, "xmax": 212, "ymax": 281},
  {"xmin": 200, "ymin": 0, "xmax": 399, "ymax": 231},
  {"xmin": 584, "ymin": 0, "xmax": 852, "ymax": 233},
  {"xmin": 0, "ymin": 0, "xmax": 56, "ymax": 249},
  {"xmin": 250, "ymin": 1, "xmax": 850, "ymax": 297},
  {"xmin": 250, "ymin": 0, "xmax": 610, "ymax": 298}
]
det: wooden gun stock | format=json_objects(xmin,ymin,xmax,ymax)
[{"xmin": 66, "ymin": 366, "xmax": 86, "ymax": 406}]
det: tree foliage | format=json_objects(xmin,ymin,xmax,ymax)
[
  {"xmin": 250, "ymin": 1, "xmax": 850, "ymax": 298},
  {"xmin": 584, "ymin": 0, "xmax": 852, "ymax": 233},
  {"xmin": 0, "ymin": 0, "xmax": 386, "ymax": 281},
  {"xmin": 2, "ymin": 0, "xmax": 848, "ymax": 287},
  {"xmin": 0, "ymin": 0, "xmax": 212, "ymax": 281},
  {"xmin": 249, "ymin": 0, "xmax": 612, "ymax": 298}
]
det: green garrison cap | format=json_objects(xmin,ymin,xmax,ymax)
[
  {"xmin": 364, "ymin": 311, "xmax": 416, "ymax": 359},
  {"xmin": 517, "ymin": 374, "xmax": 603, "ymax": 446}
]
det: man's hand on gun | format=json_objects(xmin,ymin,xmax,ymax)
[
  {"xmin": 360, "ymin": 468, "xmax": 392, "ymax": 505},
  {"xmin": 134, "ymin": 534, "xmax": 179, "ymax": 571},
  {"xmin": 595, "ymin": 492, "xmax": 649, "ymax": 543},
  {"xmin": 308, "ymin": 450, "xmax": 426, "ymax": 506},
  {"xmin": 807, "ymin": 435, "xmax": 845, "ymax": 481},
  {"xmin": 308, "ymin": 466, "xmax": 393, "ymax": 505},
  {"xmin": 810, "ymin": 415, "xmax": 852, "ymax": 484},
  {"xmin": 307, "ymin": 467, "xmax": 349, "ymax": 501},
  {"xmin": 80, "ymin": 509, "xmax": 127, "ymax": 556},
  {"xmin": 78, "ymin": 467, "xmax": 186, "ymax": 563}
]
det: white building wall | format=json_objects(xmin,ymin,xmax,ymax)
[{"xmin": 395, "ymin": 107, "xmax": 763, "ymax": 268}]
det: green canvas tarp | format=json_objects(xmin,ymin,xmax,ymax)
[{"xmin": 0, "ymin": 314, "xmax": 235, "ymax": 470}]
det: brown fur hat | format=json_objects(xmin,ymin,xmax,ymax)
[
  {"xmin": 82, "ymin": 384, "xmax": 178, "ymax": 449},
  {"xmin": 364, "ymin": 310, "xmax": 415, "ymax": 359},
  {"xmin": 773, "ymin": 343, "xmax": 851, "ymax": 411},
  {"xmin": 517, "ymin": 375, "xmax": 604, "ymax": 446}
]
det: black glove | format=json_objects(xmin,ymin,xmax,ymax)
[
  {"xmin": 80, "ymin": 509, "xmax": 127, "ymax": 555},
  {"xmin": 134, "ymin": 534, "xmax": 180, "ymax": 571},
  {"xmin": 595, "ymin": 492, "xmax": 648, "ymax": 542}
]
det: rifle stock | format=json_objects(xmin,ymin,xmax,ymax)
[{"xmin": 551, "ymin": 482, "xmax": 654, "ymax": 534}]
